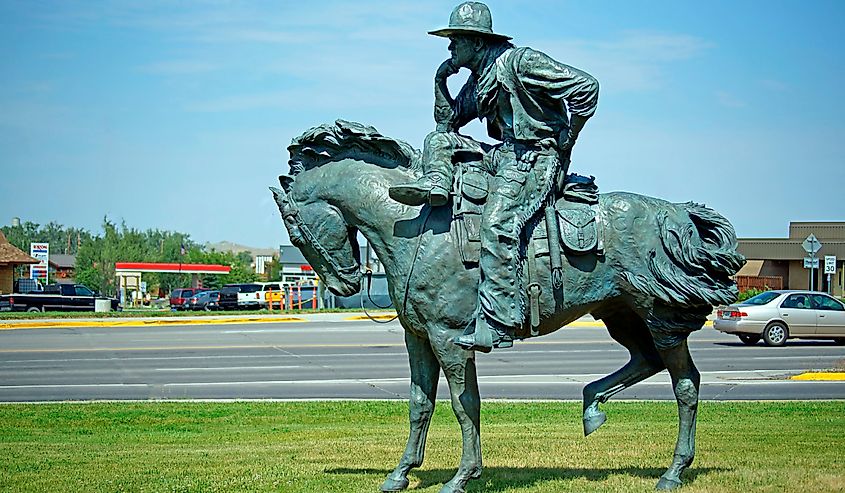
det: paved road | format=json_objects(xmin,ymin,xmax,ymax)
[{"xmin": 1, "ymin": 319, "xmax": 843, "ymax": 402}]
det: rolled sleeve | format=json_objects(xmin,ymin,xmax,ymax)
[{"xmin": 519, "ymin": 50, "xmax": 599, "ymax": 118}]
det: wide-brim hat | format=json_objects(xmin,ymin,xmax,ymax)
[{"xmin": 428, "ymin": 1, "xmax": 511, "ymax": 41}]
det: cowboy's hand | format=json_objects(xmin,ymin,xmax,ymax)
[
  {"xmin": 558, "ymin": 129, "xmax": 577, "ymax": 152},
  {"xmin": 435, "ymin": 59, "xmax": 459, "ymax": 81}
]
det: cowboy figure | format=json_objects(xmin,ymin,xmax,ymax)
[{"xmin": 389, "ymin": 1, "xmax": 599, "ymax": 352}]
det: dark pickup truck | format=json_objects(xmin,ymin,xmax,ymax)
[{"xmin": 0, "ymin": 284, "xmax": 121, "ymax": 313}]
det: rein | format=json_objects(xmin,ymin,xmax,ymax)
[
  {"xmin": 359, "ymin": 269, "xmax": 398, "ymax": 324},
  {"xmin": 361, "ymin": 202, "xmax": 431, "ymax": 324},
  {"xmin": 283, "ymin": 195, "xmax": 362, "ymax": 289},
  {"xmin": 281, "ymin": 185, "xmax": 431, "ymax": 327}
]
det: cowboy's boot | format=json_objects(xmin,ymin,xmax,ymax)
[
  {"xmin": 389, "ymin": 131, "xmax": 458, "ymax": 207},
  {"xmin": 388, "ymin": 174, "xmax": 450, "ymax": 207},
  {"xmin": 452, "ymin": 314, "xmax": 513, "ymax": 353}
]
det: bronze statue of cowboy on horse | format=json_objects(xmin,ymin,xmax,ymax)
[{"xmin": 271, "ymin": 3, "xmax": 745, "ymax": 492}]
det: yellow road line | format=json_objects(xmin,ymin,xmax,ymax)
[
  {"xmin": 790, "ymin": 372, "xmax": 845, "ymax": 381},
  {"xmin": 343, "ymin": 314, "xmax": 398, "ymax": 321},
  {"xmin": 0, "ymin": 317, "xmax": 715, "ymax": 330},
  {"xmin": 0, "ymin": 317, "xmax": 306, "ymax": 330}
]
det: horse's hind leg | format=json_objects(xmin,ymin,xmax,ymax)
[
  {"xmin": 583, "ymin": 312, "xmax": 665, "ymax": 435},
  {"xmin": 655, "ymin": 339, "xmax": 700, "ymax": 491},
  {"xmin": 381, "ymin": 331, "xmax": 441, "ymax": 492}
]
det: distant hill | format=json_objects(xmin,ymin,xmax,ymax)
[{"xmin": 206, "ymin": 241, "xmax": 277, "ymax": 258}]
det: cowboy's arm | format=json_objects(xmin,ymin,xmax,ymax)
[
  {"xmin": 434, "ymin": 60, "xmax": 478, "ymax": 132},
  {"xmin": 434, "ymin": 60, "xmax": 457, "ymax": 131},
  {"xmin": 519, "ymin": 50, "xmax": 599, "ymax": 151}
]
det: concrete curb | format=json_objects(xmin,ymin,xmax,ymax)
[
  {"xmin": 0, "ymin": 313, "xmax": 715, "ymax": 330},
  {"xmin": 0, "ymin": 312, "xmax": 391, "ymax": 330}
]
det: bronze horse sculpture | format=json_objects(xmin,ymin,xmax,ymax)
[{"xmin": 271, "ymin": 120, "xmax": 744, "ymax": 492}]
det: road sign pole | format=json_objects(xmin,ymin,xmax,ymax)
[
  {"xmin": 802, "ymin": 235, "xmax": 823, "ymax": 292},
  {"xmin": 828, "ymin": 273, "xmax": 832, "ymax": 294},
  {"xmin": 812, "ymin": 252, "xmax": 816, "ymax": 291},
  {"xmin": 809, "ymin": 251, "xmax": 814, "ymax": 291}
]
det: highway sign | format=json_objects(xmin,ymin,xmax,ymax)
[
  {"xmin": 802, "ymin": 234, "xmax": 822, "ymax": 254},
  {"xmin": 804, "ymin": 257, "xmax": 820, "ymax": 269},
  {"xmin": 29, "ymin": 242, "xmax": 49, "ymax": 284},
  {"xmin": 825, "ymin": 255, "xmax": 837, "ymax": 274}
]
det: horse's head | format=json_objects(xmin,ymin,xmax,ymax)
[{"xmin": 270, "ymin": 175, "xmax": 362, "ymax": 297}]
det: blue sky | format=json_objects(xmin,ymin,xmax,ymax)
[{"xmin": 1, "ymin": 0, "xmax": 843, "ymax": 248}]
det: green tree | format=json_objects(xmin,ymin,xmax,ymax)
[
  {"xmin": 1, "ymin": 221, "xmax": 93, "ymax": 255},
  {"xmin": 5, "ymin": 217, "xmax": 260, "ymax": 296}
]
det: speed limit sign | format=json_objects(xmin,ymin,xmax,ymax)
[{"xmin": 825, "ymin": 256, "xmax": 837, "ymax": 274}]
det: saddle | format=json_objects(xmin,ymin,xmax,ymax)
[
  {"xmin": 451, "ymin": 162, "xmax": 603, "ymax": 335},
  {"xmin": 452, "ymin": 162, "xmax": 603, "ymax": 266}
]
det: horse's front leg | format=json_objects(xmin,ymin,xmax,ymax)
[
  {"xmin": 433, "ymin": 335, "xmax": 482, "ymax": 493},
  {"xmin": 656, "ymin": 339, "xmax": 700, "ymax": 491},
  {"xmin": 380, "ymin": 330, "xmax": 441, "ymax": 492}
]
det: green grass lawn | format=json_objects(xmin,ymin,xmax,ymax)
[{"xmin": 1, "ymin": 401, "xmax": 843, "ymax": 492}]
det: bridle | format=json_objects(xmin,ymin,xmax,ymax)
[{"xmin": 282, "ymin": 194, "xmax": 362, "ymax": 288}]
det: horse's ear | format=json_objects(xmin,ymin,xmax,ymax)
[
  {"xmin": 269, "ymin": 187, "xmax": 287, "ymax": 212},
  {"xmin": 279, "ymin": 175, "xmax": 294, "ymax": 193}
]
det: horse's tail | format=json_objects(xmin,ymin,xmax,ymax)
[{"xmin": 624, "ymin": 202, "xmax": 746, "ymax": 308}]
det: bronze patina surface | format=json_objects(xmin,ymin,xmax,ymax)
[{"xmin": 271, "ymin": 3, "xmax": 744, "ymax": 492}]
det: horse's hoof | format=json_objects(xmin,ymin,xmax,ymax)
[
  {"xmin": 583, "ymin": 408, "xmax": 607, "ymax": 436},
  {"xmin": 438, "ymin": 484, "xmax": 465, "ymax": 493},
  {"xmin": 655, "ymin": 476, "xmax": 683, "ymax": 490},
  {"xmin": 380, "ymin": 476, "xmax": 410, "ymax": 492}
]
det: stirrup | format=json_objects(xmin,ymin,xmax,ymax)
[
  {"xmin": 452, "ymin": 331, "xmax": 493, "ymax": 353},
  {"xmin": 452, "ymin": 321, "xmax": 513, "ymax": 352}
]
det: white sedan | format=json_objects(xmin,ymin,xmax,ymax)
[{"xmin": 714, "ymin": 290, "xmax": 845, "ymax": 346}]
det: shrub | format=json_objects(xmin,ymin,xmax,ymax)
[{"xmin": 737, "ymin": 287, "xmax": 768, "ymax": 302}]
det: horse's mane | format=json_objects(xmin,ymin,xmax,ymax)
[{"xmin": 287, "ymin": 119, "xmax": 421, "ymax": 176}]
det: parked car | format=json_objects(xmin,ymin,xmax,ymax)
[
  {"xmin": 714, "ymin": 290, "xmax": 845, "ymax": 346},
  {"xmin": 255, "ymin": 282, "xmax": 284, "ymax": 309},
  {"xmin": 170, "ymin": 288, "xmax": 210, "ymax": 311},
  {"xmin": 0, "ymin": 283, "xmax": 120, "ymax": 312},
  {"xmin": 186, "ymin": 290, "xmax": 221, "ymax": 311},
  {"xmin": 219, "ymin": 283, "xmax": 263, "ymax": 310}
]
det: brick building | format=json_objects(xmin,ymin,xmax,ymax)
[{"xmin": 737, "ymin": 222, "xmax": 845, "ymax": 296}]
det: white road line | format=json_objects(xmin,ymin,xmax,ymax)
[
  {"xmin": 153, "ymin": 366, "xmax": 300, "ymax": 371},
  {"xmin": 751, "ymin": 355, "xmax": 844, "ymax": 360},
  {"xmin": 3, "ymin": 348, "xmax": 842, "ymax": 366},
  {"xmin": 3, "ymin": 370, "xmax": 837, "ymax": 390},
  {"xmin": 0, "ymin": 354, "xmax": 404, "ymax": 366},
  {"xmin": 2, "ymin": 354, "xmax": 290, "ymax": 364}
]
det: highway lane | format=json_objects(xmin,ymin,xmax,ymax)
[{"xmin": 0, "ymin": 319, "xmax": 843, "ymax": 402}]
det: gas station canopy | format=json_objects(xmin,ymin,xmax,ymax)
[{"xmin": 115, "ymin": 262, "xmax": 231, "ymax": 274}]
